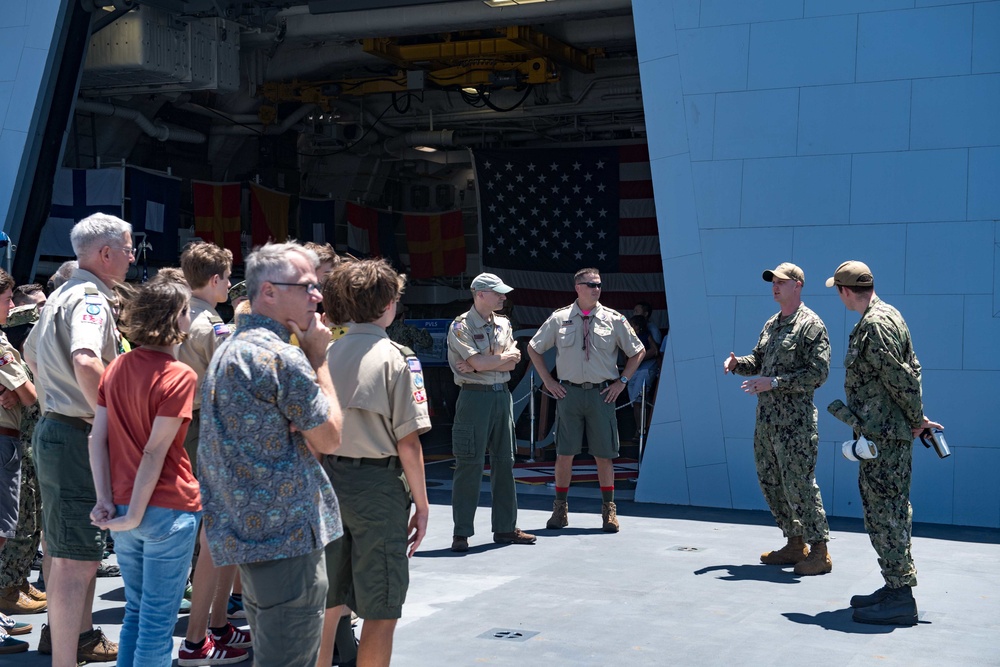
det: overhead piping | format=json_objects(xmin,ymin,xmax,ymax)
[{"xmin": 74, "ymin": 99, "xmax": 206, "ymax": 143}]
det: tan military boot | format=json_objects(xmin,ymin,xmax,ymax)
[
  {"xmin": 0, "ymin": 587, "xmax": 47, "ymax": 614},
  {"xmin": 546, "ymin": 499, "xmax": 569, "ymax": 529},
  {"xmin": 601, "ymin": 501, "xmax": 620, "ymax": 533},
  {"xmin": 760, "ymin": 536, "xmax": 808, "ymax": 565},
  {"xmin": 17, "ymin": 581, "xmax": 46, "ymax": 603},
  {"xmin": 794, "ymin": 541, "xmax": 833, "ymax": 575}
]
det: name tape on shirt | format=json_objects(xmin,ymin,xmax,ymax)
[{"xmin": 84, "ymin": 294, "xmax": 104, "ymax": 306}]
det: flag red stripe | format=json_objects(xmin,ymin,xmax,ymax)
[
  {"xmin": 619, "ymin": 218, "xmax": 658, "ymax": 236},
  {"xmin": 619, "ymin": 143, "xmax": 650, "ymax": 163},
  {"xmin": 619, "ymin": 180, "xmax": 654, "ymax": 199},
  {"xmin": 512, "ymin": 287, "xmax": 667, "ymax": 312}
]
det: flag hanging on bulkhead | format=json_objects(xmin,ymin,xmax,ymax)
[
  {"xmin": 298, "ymin": 197, "xmax": 337, "ymax": 244},
  {"xmin": 192, "ymin": 181, "xmax": 242, "ymax": 265},
  {"xmin": 127, "ymin": 167, "xmax": 181, "ymax": 263},
  {"xmin": 41, "ymin": 168, "xmax": 124, "ymax": 257},
  {"xmin": 403, "ymin": 210, "xmax": 466, "ymax": 279},
  {"xmin": 345, "ymin": 202, "xmax": 401, "ymax": 268},
  {"xmin": 249, "ymin": 183, "xmax": 290, "ymax": 247}
]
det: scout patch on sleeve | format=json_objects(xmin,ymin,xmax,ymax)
[
  {"xmin": 213, "ymin": 322, "xmax": 231, "ymax": 336},
  {"xmin": 86, "ymin": 304, "xmax": 102, "ymax": 315},
  {"xmin": 412, "ymin": 373, "xmax": 425, "ymax": 389},
  {"xmin": 452, "ymin": 321, "xmax": 464, "ymax": 331},
  {"xmin": 0, "ymin": 352, "xmax": 14, "ymax": 367},
  {"xmin": 84, "ymin": 294, "xmax": 104, "ymax": 306},
  {"xmin": 82, "ymin": 313, "xmax": 104, "ymax": 326},
  {"xmin": 407, "ymin": 357, "xmax": 423, "ymax": 374},
  {"xmin": 413, "ymin": 388, "xmax": 427, "ymax": 403}
]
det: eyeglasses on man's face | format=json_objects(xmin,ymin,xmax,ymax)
[
  {"xmin": 270, "ymin": 281, "xmax": 322, "ymax": 295},
  {"xmin": 577, "ymin": 281, "xmax": 602, "ymax": 289},
  {"xmin": 114, "ymin": 246, "xmax": 136, "ymax": 257}
]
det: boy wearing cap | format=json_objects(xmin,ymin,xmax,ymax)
[
  {"xmin": 448, "ymin": 273, "xmax": 535, "ymax": 552},
  {"xmin": 723, "ymin": 262, "xmax": 833, "ymax": 576},
  {"xmin": 826, "ymin": 260, "xmax": 942, "ymax": 625}
]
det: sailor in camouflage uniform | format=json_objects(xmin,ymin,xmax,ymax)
[
  {"xmin": 724, "ymin": 263, "xmax": 832, "ymax": 576},
  {"xmin": 827, "ymin": 260, "xmax": 941, "ymax": 626}
]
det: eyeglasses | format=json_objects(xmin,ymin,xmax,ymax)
[
  {"xmin": 577, "ymin": 281, "xmax": 602, "ymax": 289},
  {"xmin": 115, "ymin": 246, "xmax": 136, "ymax": 257},
  {"xmin": 270, "ymin": 281, "xmax": 321, "ymax": 294}
]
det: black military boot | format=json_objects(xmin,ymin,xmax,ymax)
[{"xmin": 852, "ymin": 585, "xmax": 918, "ymax": 626}]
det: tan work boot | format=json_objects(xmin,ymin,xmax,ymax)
[
  {"xmin": 760, "ymin": 536, "xmax": 808, "ymax": 565},
  {"xmin": 794, "ymin": 541, "xmax": 833, "ymax": 575},
  {"xmin": 17, "ymin": 581, "xmax": 46, "ymax": 603},
  {"xmin": 77, "ymin": 627, "xmax": 118, "ymax": 663},
  {"xmin": 0, "ymin": 587, "xmax": 47, "ymax": 614},
  {"xmin": 546, "ymin": 499, "xmax": 569, "ymax": 529},
  {"xmin": 601, "ymin": 501, "xmax": 620, "ymax": 533}
]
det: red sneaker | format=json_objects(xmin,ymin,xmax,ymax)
[
  {"xmin": 210, "ymin": 622, "xmax": 253, "ymax": 649},
  {"xmin": 177, "ymin": 636, "xmax": 249, "ymax": 666}
]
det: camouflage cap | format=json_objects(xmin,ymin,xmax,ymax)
[
  {"xmin": 3, "ymin": 304, "xmax": 38, "ymax": 328},
  {"xmin": 825, "ymin": 260, "xmax": 874, "ymax": 288},
  {"xmin": 762, "ymin": 262, "xmax": 804, "ymax": 285},
  {"xmin": 228, "ymin": 280, "xmax": 247, "ymax": 302}
]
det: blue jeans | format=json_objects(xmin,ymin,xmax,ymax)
[{"xmin": 114, "ymin": 504, "xmax": 200, "ymax": 667}]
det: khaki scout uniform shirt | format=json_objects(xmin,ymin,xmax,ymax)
[
  {"xmin": 529, "ymin": 301, "xmax": 644, "ymax": 384},
  {"xmin": 0, "ymin": 331, "xmax": 28, "ymax": 431},
  {"xmin": 24, "ymin": 268, "xmax": 121, "ymax": 419},
  {"xmin": 447, "ymin": 307, "xmax": 515, "ymax": 386},
  {"xmin": 326, "ymin": 323, "xmax": 431, "ymax": 459},
  {"xmin": 176, "ymin": 296, "xmax": 231, "ymax": 410}
]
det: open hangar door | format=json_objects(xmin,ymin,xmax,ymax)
[{"xmin": 51, "ymin": 0, "xmax": 667, "ymax": 457}]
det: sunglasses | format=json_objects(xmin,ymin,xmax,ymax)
[{"xmin": 577, "ymin": 281, "xmax": 602, "ymax": 289}]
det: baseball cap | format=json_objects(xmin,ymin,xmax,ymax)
[
  {"xmin": 762, "ymin": 262, "xmax": 805, "ymax": 284},
  {"xmin": 470, "ymin": 273, "xmax": 513, "ymax": 294},
  {"xmin": 228, "ymin": 280, "xmax": 247, "ymax": 302},
  {"xmin": 825, "ymin": 260, "xmax": 874, "ymax": 288}
]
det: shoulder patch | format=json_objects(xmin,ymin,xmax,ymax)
[
  {"xmin": 407, "ymin": 357, "xmax": 423, "ymax": 374},
  {"xmin": 0, "ymin": 352, "xmax": 14, "ymax": 367},
  {"xmin": 81, "ymin": 313, "xmax": 104, "ymax": 326},
  {"xmin": 413, "ymin": 388, "xmax": 427, "ymax": 404},
  {"xmin": 213, "ymin": 322, "xmax": 231, "ymax": 337}
]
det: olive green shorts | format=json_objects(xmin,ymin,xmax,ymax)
[
  {"xmin": 556, "ymin": 384, "xmax": 620, "ymax": 459},
  {"xmin": 33, "ymin": 416, "xmax": 106, "ymax": 561},
  {"xmin": 183, "ymin": 409, "xmax": 200, "ymax": 474},
  {"xmin": 323, "ymin": 457, "xmax": 411, "ymax": 619}
]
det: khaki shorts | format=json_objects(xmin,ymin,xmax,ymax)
[
  {"xmin": 33, "ymin": 416, "xmax": 106, "ymax": 561},
  {"xmin": 556, "ymin": 383, "xmax": 620, "ymax": 459},
  {"xmin": 323, "ymin": 458, "xmax": 411, "ymax": 619}
]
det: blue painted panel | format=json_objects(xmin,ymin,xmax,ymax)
[
  {"xmin": 831, "ymin": 455, "xmax": 864, "ymax": 518},
  {"xmin": 724, "ymin": 438, "xmax": 768, "ymax": 511},
  {"xmin": 791, "ymin": 224, "xmax": 908, "ymax": 297},
  {"xmin": 663, "ymin": 253, "xmax": 715, "ymax": 362},
  {"xmin": 0, "ymin": 81, "xmax": 11, "ymax": 129},
  {"xmin": 857, "ymin": 5, "xmax": 973, "ymax": 81},
  {"xmin": 996, "ymin": 225, "xmax": 1000, "ymax": 317},
  {"xmin": 964, "ymin": 296, "xmax": 1000, "ymax": 370},
  {"xmin": 911, "ymin": 74, "xmax": 1000, "ymax": 150},
  {"xmin": 905, "ymin": 222, "xmax": 993, "ymax": 296},
  {"xmin": 815, "ymin": 437, "xmax": 837, "ymax": 515},
  {"xmin": 635, "ymin": 421, "xmax": 691, "ymax": 504},
  {"xmin": 748, "ymin": 15, "xmax": 857, "ymax": 89},
  {"xmin": 922, "ymin": 370, "xmax": 1000, "ymax": 448},
  {"xmin": 651, "ymin": 155, "xmax": 701, "ymax": 258},
  {"xmin": 684, "ymin": 94, "xmax": 715, "ymax": 161},
  {"xmin": 968, "ymin": 147, "xmax": 1000, "ymax": 220},
  {"xmin": 713, "ymin": 88, "xmax": 799, "ymax": 160},
  {"xmin": 973, "ymin": 2, "xmax": 1000, "ymax": 74},
  {"xmin": 691, "ymin": 160, "xmax": 741, "ymax": 229},
  {"xmin": 816, "ymin": 378, "xmax": 850, "ymax": 436},
  {"xmin": 952, "ymin": 447, "xmax": 1000, "ymax": 528},
  {"xmin": 0, "ymin": 1, "xmax": 27, "ymax": 29},
  {"xmin": 717, "ymin": 371, "xmax": 755, "ymax": 442},
  {"xmin": 634, "ymin": 2, "xmax": 677, "ymax": 63},
  {"xmin": 798, "ymin": 81, "xmax": 911, "ymax": 155},
  {"xmin": 706, "ymin": 295, "xmax": 736, "ymax": 372},
  {"xmin": 741, "ymin": 155, "xmax": 851, "ymax": 227},
  {"xmin": 850, "ymin": 150, "xmax": 968, "ymax": 223},
  {"xmin": 888, "ymin": 296, "xmax": 964, "ymax": 371},
  {"xmin": 805, "ymin": 0, "xmax": 914, "ymax": 17},
  {"xmin": 650, "ymin": 338, "xmax": 681, "ymax": 424},
  {"xmin": 641, "ymin": 58, "xmax": 688, "ymax": 160},
  {"xmin": 24, "ymin": 0, "xmax": 63, "ymax": 50},
  {"xmin": 0, "ymin": 29, "xmax": 26, "ymax": 82},
  {"xmin": 6, "ymin": 48, "xmax": 46, "ymax": 134},
  {"xmin": 0, "ymin": 129, "xmax": 27, "ymax": 232},
  {"xmin": 687, "ymin": 463, "xmax": 733, "ymax": 509},
  {"xmin": 671, "ymin": 0, "xmax": 701, "ymax": 29},
  {"xmin": 699, "ymin": 0, "xmax": 804, "ymax": 27},
  {"xmin": 911, "ymin": 446, "xmax": 955, "ymax": 525},
  {"xmin": 701, "ymin": 227, "xmax": 792, "ymax": 296},
  {"xmin": 676, "ymin": 356, "xmax": 727, "ymax": 467},
  {"xmin": 676, "ymin": 25, "xmax": 749, "ymax": 94}
]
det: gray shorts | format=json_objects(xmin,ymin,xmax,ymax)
[{"xmin": 0, "ymin": 434, "xmax": 21, "ymax": 538}]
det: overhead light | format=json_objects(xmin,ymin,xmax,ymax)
[
  {"xmin": 461, "ymin": 86, "xmax": 479, "ymax": 94},
  {"xmin": 413, "ymin": 146, "xmax": 438, "ymax": 152},
  {"xmin": 483, "ymin": 0, "xmax": 555, "ymax": 7}
]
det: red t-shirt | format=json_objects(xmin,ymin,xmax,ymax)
[{"xmin": 97, "ymin": 347, "xmax": 201, "ymax": 512}]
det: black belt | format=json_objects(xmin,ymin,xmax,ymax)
[
  {"xmin": 562, "ymin": 380, "xmax": 612, "ymax": 390},
  {"xmin": 329, "ymin": 455, "xmax": 399, "ymax": 469},
  {"xmin": 461, "ymin": 383, "xmax": 508, "ymax": 392},
  {"xmin": 0, "ymin": 427, "xmax": 18, "ymax": 438},
  {"xmin": 43, "ymin": 412, "xmax": 91, "ymax": 432}
]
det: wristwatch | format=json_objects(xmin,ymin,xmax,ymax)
[
  {"xmin": 619, "ymin": 376, "xmax": 629, "ymax": 385},
  {"xmin": 771, "ymin": 377, "xmax": 779, "ymax": 389}
]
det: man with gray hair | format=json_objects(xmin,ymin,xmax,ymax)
[
  {"xmin": 198, "ymin": 242, "xmax": 344, "ymax": 667},
  {"xmin": 46, "ymin": 260, "xmax": 78, "ymax": 295},
  {"xmin": 23, "ymin": 212, "xmax": 133, "ymax": 665}
]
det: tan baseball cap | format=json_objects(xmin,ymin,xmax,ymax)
[
  {"xmin": 762, "ymin": 262, "xmax": 805, "ymax": 284},
  {"xmin": 825, "ymin": 260, "xmax": 874, "ymax": 288},
  {"xmin": 470, "ymin": 273, "xmax": 513, "ymax": 294}
]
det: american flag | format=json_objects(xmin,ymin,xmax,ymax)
[{"xmin": 474, "ymin": 144, "xmax": 666, "ymax": 327}]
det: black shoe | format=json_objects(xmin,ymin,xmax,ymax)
[
  {"xmin": 850, "ymin": 584, "xmax": 892, "ymax": 608},
  {"xmin": 96, "ymin": 561, "xmax": 121, "ymax": 578},
  {"xmin": 451, "ymin": 536, "xmax": 469, "ymax": 553},
  {"xmin": 852, "ymin": 586, "xmax": 918, "ymax": 626}
]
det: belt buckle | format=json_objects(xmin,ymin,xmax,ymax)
[
  {"xmin": 491, "ymin": 383, "xmax": 503, "ymax": 392},
  {"xmin": 581, "ymin": 382, "xmax": 594, "ymax": 390}
]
